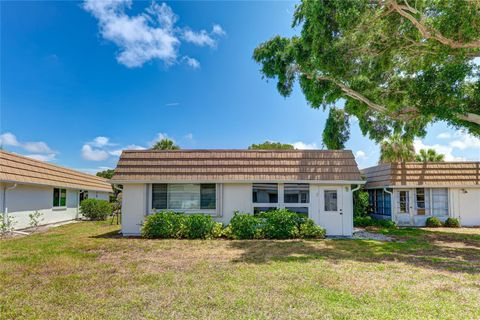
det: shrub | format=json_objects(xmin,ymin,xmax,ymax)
[
  {"xmin": 444, "ymin": 217, "xmax": 460, "ymax": 228},
  {"xmin": 261, "ymin": 209, "xmax": 299, "ymax": 239},
  {"xmin": 28, "ymin": 210, "xmax": 43, "ymax": 229},
  {"xmin": 354, "ymin": 190, "xmax": 370, "ymax": 217},
  {"xmin": 221, "ymin": 224, "xmax": 234, "ymax": 239},
  {"xmin": 80, "ymin": 199, "xmax": 112, "ymax": 221},
  {"xmin": 182, "ymin": 214, "xmax": 215, "ymax": 239},
  {"xmin": 141, "ymin": 211, "xmax": 185, "ymax": 239},
  {"xmin": 0, "ymin": 213, "xmax": 16, "ymax": 235},
  {"xmin": 210, "ymin": 222, "xmax": 224, "ymax": 238},
  {"xmin": 299, "ymin": 219, "xmax": 326, "ymax": 239},
  {"xmin": 229, "ymin": 213, "xmax": 261, "ymax": 239},
  {"xmin": 425, "ymin": 216, "xmax": 443, "ymax": 228},
  {"xmin": 354, "ymin": 216, "xmax": 396, "ymax": 228}
]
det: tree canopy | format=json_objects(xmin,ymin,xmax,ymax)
[
  {"xmin": 379, "ymin": 134, "xmax": 416, "ymax": 163},
  {"xmin": 248, "ymin": 141, "xmax": 295, "ymax": 150},
  {"xmin": 415, "ymin": 148, "xmax": 445, "ymax": 162},
  {"xmin": 96, "ymin": 169, "xmax": 115, "ymax": 180},
  {"xmin": 152, "ymin": 138, "xmax": 180, "ymax": 150},
  {"xmin": 253, "ymin": 0, "xmax": 480, "ymax": 143},
  {"xmin": 322, "ymin": 107, "xmax": 350, "ymax": 149}
]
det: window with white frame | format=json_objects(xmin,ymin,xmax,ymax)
[
  {"xmin": 252, "ymin": 183, "xmax": 278, "ymax": 203},
  {"xmin": 284, "ymin": 184, "xmax": 309, "ymax": 203},
  {"xmin": 151, "ymin": 184, "xmax": 216, "ymax": 211},
  {"xmin": 397, "ymin": 191, "xmax": 409, "ymax": 213},
  {"xmin": 415, "ymin": 188, "xmax": 430, "ymax": 216},
  {"xmin": 53, "ymin": 188, "xmax": 67, "ymax": 207},
  {"xmin": 324, "ymin": 190, "xmax": 338, "ymax": 211},
  {"xmin": 431, "ymin": 188, "xmax": 448, "ymax": 216}
]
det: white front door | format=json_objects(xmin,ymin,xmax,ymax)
[
  {"xmin": 459, "ymin": 189, "xmax": 480, "ymax": 226},
  {"xmin": 395, "ymin": 189, "xmax": 413, "ymax": 226},
  {"xmin": 319, "ymin": 187, "xmax": 344, "ymax": 236}
]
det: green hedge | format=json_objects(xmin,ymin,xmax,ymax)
[
  {"xmin": 80, "ymin": 199, "xmax": 112, "ymax": 221},
  {"xmin": 444, "ymin": 217, "xmax": 460, "ymax": 228},
  {"xmin": 141, "ymin": 209, "xmax": 326, "ymax": 240},
  {"xmin": 425, "ymin": 216, "xmax": 443, "ymax": 227},
  {"xmin": 353, "ymin": 216, "xmax": 396, "ymax": 228}
]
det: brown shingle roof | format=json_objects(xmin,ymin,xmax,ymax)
[
  {"xmin": 0, "ymin": 150, "xmax": 112, "ymax": 192},
  {"xmin": 363, "ymin": 162, "xmax": 480, "ymax": 188},
  {"xmin": 111, "ymin": 149, "xmax": 363, "ymax": 183}
]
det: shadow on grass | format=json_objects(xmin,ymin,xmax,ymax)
[
  {"xmin": 90, "ymin": 230, "xmax": 124, "ymax": 239},
  {"xmin": 228, "ymin": 229, "xmax": 480, "ymax": 274}
]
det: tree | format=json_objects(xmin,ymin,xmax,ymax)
[
  {"xmin": 379, "ymin": 134, "xmax": 416, "ymax": 163},
  {"xmin": 248, "ymin": 141, "xmax": 295, "ymax": 150},
  {"xmin": 253, "ymin": 0, "xmax": 480, "ymax": 145},
  {"xmin": 152, "ymin": 138, "xmax": 180, "ymax": 150},
  {"xmin": 416, "ymin": 149, "xmax": 445, "ymax": 162},
  {"xmin": 322, "ymin": 107, "xmax": 350, "ymax": 150},
  {"xmin": 96, "ymin": 169, "xmax": 115, "ymax": 180}
]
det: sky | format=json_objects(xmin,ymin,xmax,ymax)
[{"xmin": 1, "ymin": 1, "xmax": 479, "ymax": 174}]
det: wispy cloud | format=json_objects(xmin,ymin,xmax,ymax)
[
  {"xmin": 292, "ymin": 141, "xmax": 318, "ymax": 150},
  {"xmin": 414, "ymin": 130, "xmax": 480, "ymax": 161},
  {"xmin": 83, "ymin": 1, "xmax": 226, "ymax": 68},
  {"xmin": 183, "ymin": 56, "xmax": 200, "ymax": 69},
  {"xmin": 0, "ymin": 132, "xmax": 57, "ymax": 162},
  {"xmin": 81, "ymin": 144, "xmax": 110, "ymax": 161},
  {"xmin": 355, "ymin": 150, "xmax": 367, "ymax": 159},
  {"xmin": 165, "ymin": 102, "xmax": 180, "ymax": 107}
]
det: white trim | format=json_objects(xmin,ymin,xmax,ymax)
[
  {"xmin": 113, "ymin": 179, "xmax": 365, "ymax": 185},
  {"xmin": 0, "ymin": 180, "xmax": 111, "ymax": 193}
]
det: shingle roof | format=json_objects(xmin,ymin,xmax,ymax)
[
  {"xmin": 111, "ymin": 149, "xmax": 363, "ymax": 183},
  {"xmin": 0, "ymin": 150, "xmax": 112, "ymax": 192},
  {"xmin": 363, "ymin": 162, "xmax": 480, "ymax": 188}
]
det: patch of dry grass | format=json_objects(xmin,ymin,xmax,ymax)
[{"xmin": 1, "ymin": 222, "xmax": 479, "ymax": 319}]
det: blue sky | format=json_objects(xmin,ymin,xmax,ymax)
[{"xmin": 1, "ymin": 1, "xmax": 479, "ymax": 173}]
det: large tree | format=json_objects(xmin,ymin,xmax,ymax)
[
  {"xmin": 253, "ymin": 0, "xmax": 480, "ymax": 143},
  {"xmin": 96, "ymin": 169, "xmax": 115, "ymax": 180},
  {"xmin": 379, "ymin": 134, "xmax": 416, "ymax": 163},
  {"xmin": 416, "ymin": 148, "xmax": 445, "ymax": 162},
  {"xmin": 152, "ymin": 138, "xmax": 180, "ymax": 150},
  {"xmin": 248, "ymin": 141, "xmax": 295, "ymax": 150},
  {"xmin": 322, "ymin": 107, "xmax": 350, "ymax": 149}
]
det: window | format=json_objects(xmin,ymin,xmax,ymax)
[
  {"xmin": 53, "ymin": 188, "xmax": 66, "ymax": 207},
  {"xmin": 415, "ymin": 188, "xmax": 430, "ymax": 215},
  {"xmin": 284, "ymin": 184, "xmax": 309, "ymax": 203},
  {"xmin": 398, "ymin": 191, "xmax": 409, "ymax": 213},
  {"xmin": 367, "ymin": 189, "xmax": 392, "ymax": 216},
  {"xmin": 432, "ymin": 188, "xmax": 448, "ymax": 216},
  {"xmin": 324, "ymin": 190, "xmax": 338, "ymax": 211},
  {"xmin": 253, "ymin": 207, "xmax": 277, "ymax": 215},
  {"xmin": 286, "ymin": 207, "xmax": 309, "ymax": 218},
  {"xmin": 151, "ymin": 184, "xmax": 216, "ymax": 210},
  {"xmin": 252, "ymin": 183, "xmax": 278, "ymax": 203}
]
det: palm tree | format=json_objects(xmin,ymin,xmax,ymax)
[
  {"xmin": 415, "ymin": 149, "xmax": 445, "ymax": 162},
  {"xmin": 379, "ymin": 134, "xmax": 416, "ymax": 163},
  {"xmin": 152, "ymin": 138, "xmax": 180, "ymax": 150}
]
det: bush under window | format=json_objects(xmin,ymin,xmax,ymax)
[
  {"xmin": 425, "ymin": 216, "xmax": 443, "ymax": 228},
  {"xmin": 444, "ymin": 217, "xmax": 460, "ymax": 228}
]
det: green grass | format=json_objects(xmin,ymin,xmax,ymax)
[{"xmin": 1, "ymin": 222, "xmax": 479, "ymax": 319}]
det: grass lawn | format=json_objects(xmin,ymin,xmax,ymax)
[{"xmin": 1, "ymin": 222, "xmax": 479, "ymax": 319}]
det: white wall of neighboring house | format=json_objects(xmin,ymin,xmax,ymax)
[
  {"xmin": 120, "ymin": 182, "xmax": 355, "ymax": 237},
  {"xmin": 0, "ymin": 183, "xmax": 111, "ymax": 230}
]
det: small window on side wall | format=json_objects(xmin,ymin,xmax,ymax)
[
  {"xmin": 284, "ymin": 184, "xmax": 309, "ymax": 203},
  {"xmin": 252, "ymin": 184, "xmax": 278, "ymax": 203},
  {"xmin": 324, "ymin": 190, "xmax": 337, "ymax": 211},
  {"xmin": 53, "ymin": 188, "xmax": 67, "ymax": 207}
]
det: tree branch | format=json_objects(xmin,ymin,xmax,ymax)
[{"xmin": 388, "ymin": 0, "xmax": 480, "ymax": 49}]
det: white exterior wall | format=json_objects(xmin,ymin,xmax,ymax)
[
  {"xmin": 87, "ymin": 190, "xmax": 110, "ymax": 201},
  {"xmin": 1, "ymin": 184, "xmax": 80, "ymax": 230},
  {"xmin": 121, "ymin": 182, "xmax": 354, "ymax": 237},
  {"xmin": 450, "ymin": 188, "xmax": 480, "ymax": 226},
  {"xmin": 121, "ymin": 184, "xmax": 147, "ymax": 236}
]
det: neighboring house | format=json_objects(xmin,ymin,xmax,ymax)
[
  {"xmin": 111, "ymin": 149, "xmax": 364, "ymax": 237},
  {"xmin": 363, "ymin": 162, "xmax": 480, "ymax": 227},
  {"xmin": 0, "ymin": 150, "xmax": 112, "ymax": 230}
]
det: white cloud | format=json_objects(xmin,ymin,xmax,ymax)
[
  {"xmin": 81, "ymin": 144, "xmax": 110, "ymax": 161},
  {"xmin": 212, "ymin": 24, "xmax": 226, "ymax": 36},
  {"xmin": 355, "ymin": 150, "xmax": 367, "ymax": 159},
  {"xmin": 89, "ymin": 136, "xmax": 113, "ymax": 148},
  {"xmin": 0, "ymin": 132, "xmax": 20, "ymax": 147},
  {"xmin": 182, "ymin": 29, "xmax": 215, "ymax": 47},
  {"xmin": 183, "ymin": 56, "xmax": 200, "ymax": 69},
  {"xmin": 83, "ymin": 1, "xmax": 225, "ymax": 68},
  {"xmin": 184, "ymin": 133, "xmax": 194, "ymax": 141},
  {"xmin": 0, "ymin": 132, "xmax": 57, "ymax": 161},
  {"xmin": 436, "ymin": 132, "xmax": 451, "ymax": 139},
  {"xmin": 165, "ymin": 102, "xmax": 180, "ymax": 106},
  {"xmin": 25, "ymin": 154, "xmax": 57, "ymax": 162},
  {"xmin": 292, "ymin": 141, "xmax": 318, "ymax": 150},
  {"xmin": 413, "ymin": 139, "xmax": 465, "ymax": 161},
  {"xmin": 149, "ymin": 132, "xmax": 173, "ymax": 146},
  {"xmin": 109, "ymin": 144, "xmax": 146, "ymax": 156},
  {"xmin": 449, "ymin": 132, "xmax": 480, "ymax": 151}
]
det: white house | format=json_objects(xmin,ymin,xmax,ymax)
[
  {"xmin": 363, "ymin": 162, "xmax": 480, "ymax": 227},
  {"xmin": 0, "ymin": 150, "xmax": 112, "ymax": 230},
  {"xmin": 111, "ymin": 149, "xmax": 364, "ymax": 237}
]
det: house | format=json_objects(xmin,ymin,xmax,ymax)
[
  {"xmin": 0, "ymin": 150, "xmax": 112, "ymax": 230},
  {"xmin": 111, "ymin": 149, "xmax": 364, "ymax": 236},
  {"xmin": 363, "ymin": 162, "xmax": 480, "ymax": 227}
]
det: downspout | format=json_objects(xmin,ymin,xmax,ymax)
[{"xmin": 351, "ymin": 184, "xmax": 361, "ymax": 193}]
